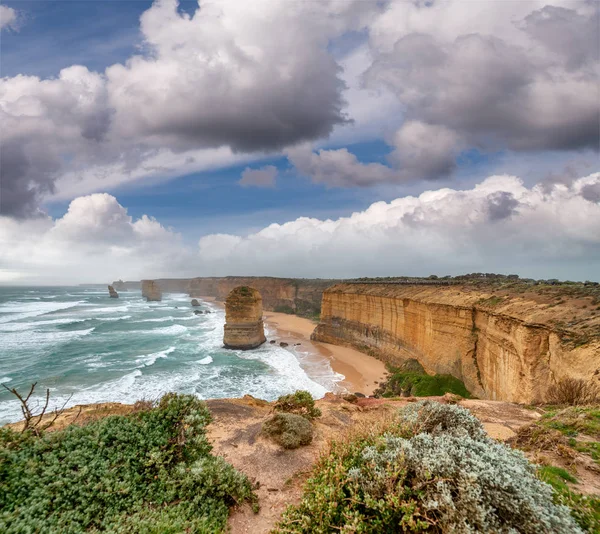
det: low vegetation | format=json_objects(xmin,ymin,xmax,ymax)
[
  {"xmin": 263, "ymin": 413, "xmax": 313, "ymax": 449},
  {"xmin": 274, "ymin": 390, "xmax": 322, "ymax": 420},
  {"xmin": 546, "ymin": 378, "xmax": 600, "ymax": 406},
  {"xmin": 275, "ymin": 401, "xmax": 581, "ymax": 533},
  {"xmin": 509, "ymin": 405, "xmax": 600, "ymax": 532},
  {"xmin": 374, "ymin": 360, "xmax": 471, "ymax": 398},
  {"xmin": 0, "ymin": 393, "xmax": 255, "ymax": 533}
]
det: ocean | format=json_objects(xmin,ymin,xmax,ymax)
[{"xmin": 0, "ymin": 286, "xmax": 343, "ymax": 425}]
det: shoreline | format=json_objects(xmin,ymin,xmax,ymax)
[
  {"xmin": 262, "ymin": 311, "xmax": 387, "ymax": 396},
  {"xmin": 201, "ymin": 296, "xmax": 387, "ymax": 396}
]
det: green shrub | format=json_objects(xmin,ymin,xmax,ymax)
[
  {"xmin": 275, "ymin": 401, "xmax": 581, "ymax": 533},
  {"xmin": 0, "ymin": 393, "xmax": 255, "ymax": 533},
  {"xmin": 374, "ymin": 366, "xmax": 471, "ymax": 398},
  {"xmin": 539, "ymin": 466, "xmax": 600, "ymax": 532},
  {"xmin": 274, "ymin": 390, "xmax": 321, "ymax": 419},
  {"xmin": 263, "ymin": 413, "xmax": 313, "ymax": 449}
]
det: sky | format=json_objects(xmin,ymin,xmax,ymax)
[{"xmin": 0, "ymin": 0, "xmax": 599, "ymax": 285}]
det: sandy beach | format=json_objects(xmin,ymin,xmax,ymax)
[
  {"xmin": 201, "ymin": 297, "xmax": 388, "ymax": 395},
  {"xmin": 263, "ymin": 311, "xmax": 388, "ymax": 396}
]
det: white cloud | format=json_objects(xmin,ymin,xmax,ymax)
[
  {"xmin": 197, "ymin": 172, "xmax": 600, "ymax": 280},
  {"xmin": 0, "ymin": 194, "xmax": 194, "ymax": 284},
  {"xmin": 2, "ymin": 173, "xmax": 599, "ymax": 284},
  {"xmin": 0, "ymin": 5, "xmax": 17, "ymax": 31}
]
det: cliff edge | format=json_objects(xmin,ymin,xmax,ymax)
[{"xmin": 312, "ymin": 283, "xmax": 600, "ymax": 403}]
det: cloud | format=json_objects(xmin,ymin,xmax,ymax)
[
  {"xmin": 0, "ymin": 193, "xmax": 194, "ymax": 284},
  {"xmin": 364, "ymin": 1, "xmax": 599, "ymax": 162},
  {"xmin": 0, "ymin": 5, "xmax": 17, "ymax": 31},
  {"xmin": 2, "ymin": 0, "xmax": 598, "ymax": 216},
  {"xmin": 2, "ymin": 173, "xmax": 599, "ymax": 284},
  {"xmin": 287, "ymin": 144, "xmax": 396, "ymax": 187},
  {"xmin": 197, "ymin": 172, "xmax": 600, "ymax": 280},
  {"xmin": 1, "ymin": 0, "xmax": 374, "ymax": 217},
  {"xmin": 239, "ymin": 166, "xmax": 278, "ymax": 188}
]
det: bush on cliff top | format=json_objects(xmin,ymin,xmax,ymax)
[
  {"xmin": 374, "ymin": 366, "xmax": 471, "ymax": 398},
  {"xmin": 274, "ymin": 401, "xmax": 581, "ymax": 534},
  {"xmin": 263, "ymin": 413, "xmax": 313, "ymax": 449},
  {"xmin": 274, "ymin": 390, "xmax": 321, "ymax": 419},
  {"xmin": 0, "ymin": 393, "xmax": 255, "ymax": 533}
]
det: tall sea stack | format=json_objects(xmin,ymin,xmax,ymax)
[
  {"xmin": 107, "ymin": 285, "xmax": 119, "ymax": 298},
  {"xmin": 141, "ymin": 280, "xmax": 162, "ymax": 302},
  {"xmin": 223, "ymin": 286, "xmax": 266, "ymax": 350}
]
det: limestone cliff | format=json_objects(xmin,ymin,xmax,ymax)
[
  {"xmin": 189, "ymin": 277, "xmax": 335, "ymax": 316},
  {"xmin": 312, "ymin": 283, "xmax": 600, "ymax": 403},
  {"xmin": 223, "ymin": 286, "xmax": 266, "ymax": 350},
  {"xmin": 141, "ymin": 280, "xmax": 162, "ymax": 302},
  {"xmin": 107, "ymin": 285, "xmax": 119, "ymax": 298}
]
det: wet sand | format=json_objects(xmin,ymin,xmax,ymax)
[{"xmin": 263, "ymin": 311, "xmax": 388, "ymax": 396}]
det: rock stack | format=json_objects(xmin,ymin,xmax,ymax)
[
  {"xmin": 107, "ymin": 285, "xmax": 119, "ymax": 298},
  {"xmin": 223, "ymin": 286, "xmax": 266, "ymax": 350},
  {"xmin": 191, "ymin": 299, "xmax": 200, "ymax": 307},
  {"xmin": 141, "ymin": 280, "xmax": 162, "ymax": 302}
]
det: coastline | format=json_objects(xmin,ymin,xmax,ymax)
[
  {"xmin": 262, "ymin": 311, "xmax": 387, "ymax": 396},
  {"xmin": 198, "ymin": 296, "xmax": 388, "ymax": 396}
]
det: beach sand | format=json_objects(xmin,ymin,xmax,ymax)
[
  {"xmin": 263, "ymin": 311, "xmax": 388, "ymax": 396},
  {"xmin": 201, "ymin": 297, "xmax": 388, "ymax": 396}
]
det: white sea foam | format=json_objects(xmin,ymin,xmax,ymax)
[
  {"xmin": 0, "ymin": 301, "xmax": 84, "ymax": 323},
  {"xmin": 89, "ymin": 305, "xmax": 130, "ymax": 314},
  {"xmin": 0, "ymin": 377, "xmax": 11, "ymax": 383},
  {"xmin": 197, "ymin": 356, "xmax": 213, "ymax": 365},
  {"xmin": 97, "ymin": 315, "xmax": 132, "ymax": 322},
  {"xmin": 0, "ymin": 327, "xmax": 95, "ymax": 350},
  {"xmin": 135, "ymin": 347, "xmax": 176, "ymax": 367},
  {"xmin": 140, "ymin": 324, "xmax": 188, "ymax": 336}
]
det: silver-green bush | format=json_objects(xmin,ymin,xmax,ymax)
[
  {"xmin": 398, "ymin": 399, "xmax": 487, "ymax": 440},
  {"xmin": 350, "ymin": 433, "xmax": 581, "ymax": 533}
]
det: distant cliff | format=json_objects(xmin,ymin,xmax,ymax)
[
  {"xmin": 112, "ymin": 276, "xmax": 338, "ymax": 316},
  {"xmin": 188, "ymin": 277, "xmax": 337, "ymax": 316},
  {"xmin": 312, "ymin": 283, "xmax": 600, "ymax": 403}
]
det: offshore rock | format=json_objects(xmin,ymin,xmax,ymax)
[
  {"xmin": 107, "ymin": 285, "xmax": 119, "ymax": 298},
  {"xmin": 141, "ymin": 280, "xmax": 162, "ymax": 302},
  {"xmin": 223, "ymin": 286, "xmax": 266, "ymax": 350},
  {"xmin": 191, "ymin": 299, "xmax": 200, "ymax": 307}
]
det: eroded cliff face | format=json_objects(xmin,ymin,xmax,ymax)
[
  {"xmin": 189, "ymin": 277, "xmax": 335, "ymax": 315},
  {"xmin": 312, "ymin": 284, "xmax": 600, "ymax": 403},
  {"xmin": 223, "ymin": 286, "xmax": 266, "ymax": 350},
  {"xmin": 141, "ymin": 280, "xmax": 162, "ymax": 302}
]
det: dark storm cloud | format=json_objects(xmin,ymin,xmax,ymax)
[
  {"xmin": 581, "ymin": 183, "xmax": 600, "ymax": 203},
  {"xmin": 0, "ymin": 140, "xmax": 58, "ymax": 218},
  {"xmin": 522, "ymin": 5, "xmax": 600, "ymax": 70},
  {"xmin": 486, "ymin": 191, "xmax": 520, "ymax": 222},
  {"xmin": 361, "ymin": 3, "xmax": 599, "ymax": 181}
]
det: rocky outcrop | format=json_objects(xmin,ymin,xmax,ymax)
[
  {"xmin": 223, "ymin": 286, "xmax": 266, "ymax": 350},
  {"xmin": 188, "ymin": 277, "xmax": 336, "ymax": 315},
  {"xmin": 191, "ymin": 299, "xmax": 200, "ymax": 307},
  {"xmin": 141, "ymin": 280, "xmax": 162, "ymax": 302},
  {"xmin": 107, "ymin": 285, "xmax": 119, "ymax": 298},
  {"xmin": 312, "ymin": 284, "xmax": 600, "ymax": 404}
]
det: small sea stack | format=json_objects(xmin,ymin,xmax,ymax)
[
  {"xmin": 141, "ymin": 280, "xmax": 162, "ymax": 302},
  {"xmin": 191, "ymin": 299, "xmax": 200, "ymax": 307},
  {"xmin": 107, "ymin": 285, "xmax": 119, "ymax": 298},
  {"xmin": 223, "ymin": 286, "xmax": 266, "ymax": 350}
]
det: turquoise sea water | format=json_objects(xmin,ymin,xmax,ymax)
[{"xmin": 0, "ymin": 286, "xmax": 342, "ymax": 424}]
